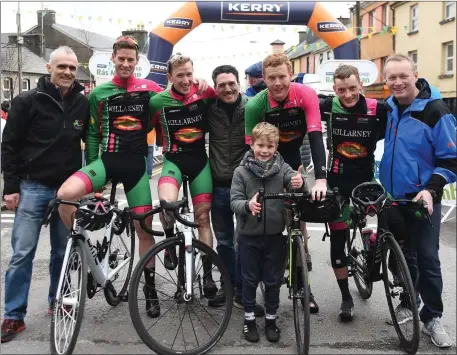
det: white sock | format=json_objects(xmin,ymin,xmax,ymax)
[
  {"xmin": 245, "ymin": 312, "xmax": 255, "ymax": 321},
  {"xmin": 266, "ymin": 313, "xmax": 276, "ymax": 320}
]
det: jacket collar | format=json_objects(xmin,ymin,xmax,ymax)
[
  {"xmin": 37, "ymin": 75, "xmax": 83, "ymax": 101},
  {"xmin": 112, "ymin": 74, "xmax": 136, "ymax": 89}
]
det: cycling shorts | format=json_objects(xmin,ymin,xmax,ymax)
[
  {"xmin": 159, "ymin": 151, "xmax": 212, "ymax": 205},
  {"xmin": 74, "ymin": 152, "xmax": 152, "ymax": 213}
]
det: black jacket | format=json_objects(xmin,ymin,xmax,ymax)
[
  {"xmin": 1, "ymin": 76, "xmax": 89, "ymax": 194},
  {"xmin": 208, "ymin": 94, "xmax": 250, "ymax": 188}
]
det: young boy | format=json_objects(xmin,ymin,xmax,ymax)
[{"xmin": 231, "ymin": 122, "xmax": 305, "ymax": 343}]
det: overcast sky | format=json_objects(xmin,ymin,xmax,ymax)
[{"xmin": 1, "ymin": 1, "xmax": 355, "ymax": 85}]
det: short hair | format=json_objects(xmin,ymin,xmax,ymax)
[
  {"xmin": 251, "ymin": 122, "xmax": 279, "ymax": 145},
  {"xmin": 113, "ymin": 36, "xmax": 139, "ymax": 56},
  {"xmin": 49, "ymin": 46, "xmax": 77, "ymax": 64},
  {"xmin": 262, "ymin": 53, "xmax": 292, "ymax": 75},
  {"xmin": 334, "ymin": 64, "xmax": 361, "ymax": 82},
  {"xmin": 167, "ymin": 53, "xmax": 193, "ymax": 74},
  {"xmin": 212, "ymin": 65, "xmax": 240, "ymax": 85},
  {"xmin": 383, "ymin": 53, "xmax": 417, "ymax": 76}
]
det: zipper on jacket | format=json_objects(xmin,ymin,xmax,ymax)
[
  {"xmin": 262, "ymin": 179, "xmax": 266, "ymax": 235},
  {"xmin": 390, "ymin": 114, "xmax": 402, "ymax": 196},
  {"xmin": 37, "ymin": 92, "xmax": 64, "ymax": 113}
]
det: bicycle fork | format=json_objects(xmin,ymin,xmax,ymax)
[{"xmin": 180, "ymin": 214, "xmax": 195, "ymax": 302}]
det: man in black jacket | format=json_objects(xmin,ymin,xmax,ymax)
[
  {"xmin": 206, "ymin": 65, "xmax": 264, "ymax": 316},
  {"xmin": 1, "ymin": 46, "xmax": 89, "ymax": 343}
]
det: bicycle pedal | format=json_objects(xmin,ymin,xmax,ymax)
[{"xmin": 121, "ymin": 293, "xmax": 129, "ymax": 302}]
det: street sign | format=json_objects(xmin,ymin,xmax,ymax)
[
  {"xmin": 88, "ymin": 52, "xmax": 151, "ymax": 79},
  {"xmin": 317, "ymin": 60, "xmax": 379, "ymax": 86}
]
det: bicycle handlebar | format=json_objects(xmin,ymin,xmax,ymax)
[
  {"xmin": 262, "ymin": 188, "xmax": 338, "ymax": 201},
  {"xmin": 160, "ymin": 199, "xmax": 200, "ymax": 228},
  {"xmin": 130, "ymin": 206, "xmax": 164, "ymax": 236}
]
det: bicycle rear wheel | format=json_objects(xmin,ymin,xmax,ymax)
[
  {"xmin": 104, "ymin": 219, "xmax": 135, "ymax": 306},
  {"xmin": 347, "ymin": 227, "xmax": 373, "ymax": 299},
  {"xmin": 50, "ymin": 239, "xmax": 87, "ymax": 355},
  {"xmin": 381, "ymin": 233, "xmax": 420, "ymax": 354},
  {"xmin": 129, "ymin": 237, "xmax": 232, "ymax": 355},
  {"xmin": 292, "ymin": 235, "xmax": 310, "ymax": 355}
]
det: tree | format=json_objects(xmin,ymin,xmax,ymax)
[{"xmin": 0, "ymin": 40, "xmax": 31, "ymax": 102}]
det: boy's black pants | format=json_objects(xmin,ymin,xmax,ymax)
[{"xmin": 238, "ymin": 233, "xmax": 287, "ymax": 315}]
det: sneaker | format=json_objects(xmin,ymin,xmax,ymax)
[
  {"xmin": 309, "ymin": 293, "xmax": 319, "ymax": 314},
  {"xmin": 243, "ymin": 319, "xmax": 259, "ymax": 342},
  {"xmin": 164, "ymin": 249, "xmax": 177, "ymax": 270},
  {"xmin": 386, "ymin": 305, "xmax": 413, "ymax": 325},
  {"xmin": 1, "ymin": 319, "xmax": 26, "ymax": 343},
  {"xmin": 208, "ymin": 287, "xmax": 226, "ymax": 307},
  {"xmin": 339, "ymin": 299, "xmax": 354, "ymax": 322},
  {"xmin": 203, "ymin": 277, "xmax": 218, "ymax": 299},
  {"xmin": 233, "ymin": 295, "xmax": 265, "ymax": 317},
  {"xmin": 143, "ymin": 285, "xmax": 160, "ymax": 318},
  {"xmin": 265, "ymin": 318, "xmax": 281, "ymax": 342},
  {"xmin": 422, "ymin": 317, "xmax": 452, "ymax": 348}
]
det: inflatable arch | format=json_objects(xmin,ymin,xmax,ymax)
[{"xmin": 147, "ymin": 1, "xmax": 358, "ymax": 87}]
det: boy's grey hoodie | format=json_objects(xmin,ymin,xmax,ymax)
[{"xmin": 231, "ymin": 150, "xmax": 306, "ymax": 236}]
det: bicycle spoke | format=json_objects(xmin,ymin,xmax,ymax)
[{"xmin": 186, "ymin": 304, "xmax": 201, "ymax": 348}]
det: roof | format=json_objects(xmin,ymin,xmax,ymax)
[
  {"xmin": 1, "ymin": 33, "xmax": 14, "ymax": 44},
  {"xmin": 52, "ymin": 24, "xmax": 116, "ymax": 51},
  {"xmin": 287, "ymin": 39, "xmax": 328, "ymax": 60},
  {"xmin": 270, "ymin": 39, "xmax": 285, "ymax": 45}
]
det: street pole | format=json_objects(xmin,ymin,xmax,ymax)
[
  {"xmin": 17, "ymin": 1, "xmax": 23, "ymax": 96},
  {"xmin": 355, "ymin": 1, "xmax": 361, "ymax": 59}
]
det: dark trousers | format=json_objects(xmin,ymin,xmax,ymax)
[
  {"xmin": 211, "ymin": 187, "xmax": 236, "ymax": 288},
  {"xmin": 389, "ymin": 204, "xmax": 443, "ymax": 323},
  {"xmin": 238, "ymin": 233, "xmax": 286, "ymax": 315}
]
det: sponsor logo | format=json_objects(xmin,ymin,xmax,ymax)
[
  {"xmin": 335, "ymin": 115, "xmax": 348, "ymax": 121},
  {"xmin": 221, "ymin": 2, "xmax": 289, "ymax": 22},
  {"xmin": 337, "ymin": 142, "xmax": 368, "ymax": 159},
  {"xmin": 73, "ymin": 119, "xmax": 84, "ymax": 130},
  {"xmin": 113, "ymin": 116, "xmax": 143, "ymax": 131},
  {"xmin": 168, "ymin": 170, "xmax": 176, "ymax": 176},
  {"xmin": 88, "ymin": 169, "xmax": 96, "ymax": 177},
  {"xmin": 174, "ymin": 127, "xmax": 204, "ymax": 143},
  {"xmin": 168, "ymin": 109, "xmax": 181, "ymax": 113},
  {"xmin": 317, "ymin": 21, "xmax": 346, "ymax": 32},
  {"xmin": 279, "ymin": 131, "xmax": 301, "ymax": 143},
  {"xmin": 96, "ymin": 64, "xmax": 107, "ymax": 68},
  {"xmin": 188, "ymin": 103, "xmax": 198, "ymax": 111},
  {"xmin": 288, "ymin": 108, "xmax": 299, "ymax": 116},
  {"xmin": 164, "ymin": 17, "xmax": 193, "ymax": 29},
  {"xmin": 150, "ymin": 61, "xmax": 168, "ymax": 74},
  {"xmin": 357, "ymin": 117, "xmax": 369, "ymax": 123}
]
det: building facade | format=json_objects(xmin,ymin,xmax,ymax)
[{"xmin": 391, "ymin": 1, "xmax": 456, "ymax": 114}]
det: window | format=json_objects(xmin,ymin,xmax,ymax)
[
  {"xmin": 383, "ymin": 4, "xmax": 389, "ymax": 26},
  {"xmin": 410, "ymin": 4, "xmax": 418, "ymax": 32},
  {"xmin": 444, "ymin": 42, "xmax": 454, "ymax": 74},
  {"xmin": 3, "ymin": 78, "xmax": 12, "ymax": 100},
  {"xmin": 22, "ymin": 79, "xmax": 30, "ymax": 92},
  {"xmin": 445, "ymin": 1, "xmax": 455, "ymax": 20},
  {"xmin": 306, "ymin": 56, "xmax": 310, "ymax": 73},
  {"xmin": 369, "ymin": 9, "xmax": 376, "ymax": 29},
  {"xmin": 327, "ymin": 51, "xmax": 331, "ymax": 60},
  {"xmin": 319, "ymin": 53, "xmax": 323, "ymax": 64},
  {"xmin": 408, "ymin": 51, "xmax": 418, "ymax": 71}
]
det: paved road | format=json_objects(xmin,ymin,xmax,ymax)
[{"xmin": 1, "ymin": 168, "xmax": 455, "ymax": 354}]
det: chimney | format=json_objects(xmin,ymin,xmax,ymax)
[
  {"xmin": 121, "ymin": 28, "xmax": 148, "ymax": 54},
  {"xmin": 37, "ymin": 9, "xmax": 56, "ymax": 31},
  {"xmin": 270, "ymin": 39, "xmax": 285, "ymax": 54},
  {"xmin": 298, "ymin": 31, "xmax": 307, "ymax": 44}
]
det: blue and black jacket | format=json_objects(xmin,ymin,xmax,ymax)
[{"xmin": 379, "ymin": 78, "xmax": 457, "ymax": 202}]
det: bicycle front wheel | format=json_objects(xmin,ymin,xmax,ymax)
[
  {"xmin": 104, "ymin": 219, "xmax": 135, "ymax": 306},
  {"xmin": 292, "ymin": 235, "xmax": 310, "ymax": 355},
  {"xmin": 129, "ymin": 237, "xmax": 232, "ymax": 355},
  {"xmin": 50, "ymin": 239, "xmax": 87, "ymax": 355},
  {"xmin": 381, "ymin": 233, "xmax": 420, "ymax": 354}
]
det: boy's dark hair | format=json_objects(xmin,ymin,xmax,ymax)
[
  {"xmin": 113, "ymin": 36, "xmax": 139, "ymax": 56},
  {"xmin": 334, "ymin": 64, "xmax": 360, "ymax": 82},
  {"xmin": 212, "ymin": 65, "xmax": 240, "ymax": 85}
]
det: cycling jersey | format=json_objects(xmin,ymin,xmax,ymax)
[
  {"xmin": 245, "ymin": 83, "xmax": 326, "ymax": 178},
  {"xmin": 321, "ymin": 95, "xmax": 387, "ymax": 197},
  {"xmin": 150, "ymin": 84, "xmax": 217, "ymax": 204},
  {"xmin": 75, "ymin": 75, "xmax": 162, "ymax": 211}
]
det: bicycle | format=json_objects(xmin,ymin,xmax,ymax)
[
  {"xmin": 346, "ymin": 181, "xmax": 428, "ymax": 354},
  {"xmin": 42, "ymin": 182, "xmax": 163, "ymax": 355},
  {"xmin": 257, "ymin": 188, "xmax": 338, "ymax": 355},
  {"xmin": 128, "ymin": 175, "xmax": 233, "ymax": 355}
]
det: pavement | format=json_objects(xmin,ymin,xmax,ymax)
[{"xmin": 0, "ymin": 168, "xmax": 456, "ymax": 354}]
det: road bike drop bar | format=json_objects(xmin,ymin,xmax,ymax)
[{"xmin": 159, "ymin": 198, "xmax": 200, "ymax": 229}]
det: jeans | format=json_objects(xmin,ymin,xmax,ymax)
[
  {"xmin": 146, "ymin": 145, "xmax": 154, "ymax": 176},
  {"xmin": 238, "ymin": 233, "xmax": 286, "ymax": 315},
  {"xmin": 211, "ymin": 187, "xmax": 236, "ymax": 289},
  {"xmin": 4, "ymin": 180, "xmax": 69, "ymax": 320},
  {"xmin": 393, "ymin": 204, "xmax": 443, "ymax": 323}
]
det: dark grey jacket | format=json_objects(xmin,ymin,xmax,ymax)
[
  {"xmin": 231, "ymin": 155, "xmax": 305, "ymax": 236},
  {"xmin": 208, "ymin": 95, "xmax": 250, "ymax": 187},
  {"xmin": 300, "ymin": 134, "xmax": 311, "ymax": 168}
]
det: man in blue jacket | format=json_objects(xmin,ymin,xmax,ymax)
[
  {"xmin": 244, "ymin": 62, "xmax": 266, "ymax": 97},
  {"xmin": 380, "ymin": 54, "xmax": 456, "ymax": 348}
]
